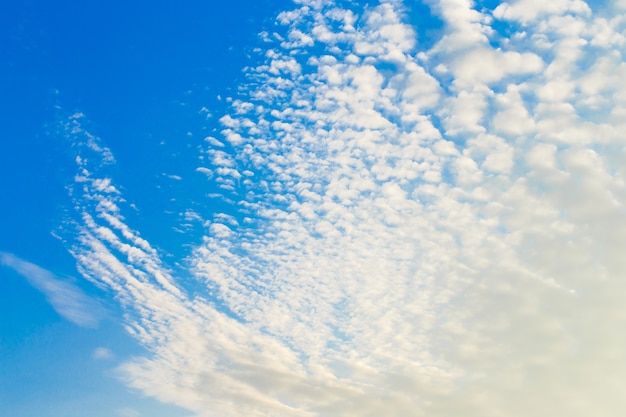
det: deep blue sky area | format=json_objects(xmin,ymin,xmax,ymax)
[{"xmin": 0, "ymin": 0, "xmax": 285, "ymax": 261}]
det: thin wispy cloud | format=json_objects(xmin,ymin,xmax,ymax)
[
  {"xmin": 92, "ymin": 346, "xmax": 114, "ymax": 360},
  {"xmin": 0, "ymin": 252, "xmax": 103, "ymax": 328},
  {"xmin": 55, "ymin": 0, "xmax": 626, "ymax": 416}
]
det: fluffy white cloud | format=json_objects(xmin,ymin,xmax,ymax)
[
  {"xmin": 493, "ymin": 0, "xmax": 591, "ymax": 24},
  {"xmin": 59, "ymin": 1, "xmax": 626, "ymax": 417}
]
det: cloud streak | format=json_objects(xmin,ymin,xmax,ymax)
[
  {"xmin": 58, "ymin": 1, "xmax": 626, "ymax": 416},
  {"xmin": 1, "ymin": 252, "xmax": 103, "ymax": 328}
]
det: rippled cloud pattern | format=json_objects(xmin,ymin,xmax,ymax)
[{"xmin": 61, "ymin": 1, "xmax": 626, "ymax": 416}]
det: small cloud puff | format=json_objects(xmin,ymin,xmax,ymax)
[{"xmin": 92, "ymin": 347, "xmax": 114, "ymax": 360}]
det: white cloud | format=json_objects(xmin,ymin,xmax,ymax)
[
  {"xmin": 441, "ymin": 88, "xmax": 489, "ymax": 135},
  {"xmin": 492, "ymin": 86, "xmax": 535, "ymax": 135},
  {"xmin": 57, "ymin": 1, "xmax": 626, "ymax": 416},
  {"xmin": 429, "ymin": 0, "xmax": 493, "ymax": 52},
  {"xmin": 493, "ymin": 0, "xmax": 591, "ymax": 24},
  {"xmin": 452, "ymin": 48, "xmax": 544, "ymax": 85},
  {"xmin": 0, "ymin": 252, "xmax": 103, "ymax": 327}
]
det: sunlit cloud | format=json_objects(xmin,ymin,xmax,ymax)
[{"xmin": 57, "ymin": 0, "xmax": 626, "ymax": 416}]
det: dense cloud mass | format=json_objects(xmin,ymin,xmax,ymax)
[{"xmin": 62, "ymin": 0, "xmax": 626, "ymax": 416}]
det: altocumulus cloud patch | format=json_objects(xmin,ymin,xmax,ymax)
[{"xmin": 57, "ymin": 1, "xmax": 626, "ymax": 416}]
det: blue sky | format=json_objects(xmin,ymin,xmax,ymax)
[{"xmin": 2, "ymin": 1, "xmax": 626, "ymax": 416}]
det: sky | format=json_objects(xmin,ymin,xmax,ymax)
[{"xmin": 1, "ymin": 0, "xmax": 626, "ymax": 416}]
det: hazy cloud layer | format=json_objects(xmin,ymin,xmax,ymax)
[{"xmin": 61, "ymin": 1, "xmax": 626, "ymax": 416}]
